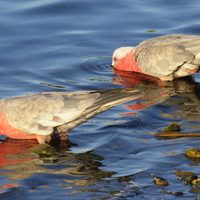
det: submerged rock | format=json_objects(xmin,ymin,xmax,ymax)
[
  {"xmin": 184, "ymin": 148, "xmax": 200, "ymax": 161},
  {"xmin": 163, "ymin": 124, "xmax": 181, "ymax": 132},
  {"xmin": 153, "ymin": 177, "xmax": 169, "ymax": 186},
  {"xmin": 174, "ymin": 170, "xmax": 198, "ymax": 185},
  {"xmin": 29, "ymin": 144, "xmax": 54, "ymax": 158}
]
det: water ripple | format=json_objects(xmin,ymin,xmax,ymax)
[{"xmin": 1, "ymin": 0, "xmax": 200, "ymax": 199}]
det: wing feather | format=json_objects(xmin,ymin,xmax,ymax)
[
  {"xmin": 4, "ymin": 92, "xmax": 99, "ymax": 135},
  {"xmin": 134, "ymin": 34, "xmax": 200, "ymax": 77}
]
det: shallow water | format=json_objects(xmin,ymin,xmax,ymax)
[{"xmin": 1, "ymin": 0, "xmax": 200, "ymax": 199}]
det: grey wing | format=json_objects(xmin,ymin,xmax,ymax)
[
  {"xmin": 4, "ymin": 92, "xmax": 100, "ymax": 136},
  {"xmin": 134, "ymin": 34, "xmax": 200, "ymax": 77}
]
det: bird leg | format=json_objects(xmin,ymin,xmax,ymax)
[
  {"xmin": 36, "ymin": 133, "xmax": 68, "ymax": 144},
  {"xmin": 50, "ymin": 132, "xmax": 68, "ymax": 142},
  {"xmin": 36, "ymin": 135, "xmax": 51, "ymax": 144},
  {"xmin": 58, "ymin": 132, "xmax": 68, "ymax": 141}
]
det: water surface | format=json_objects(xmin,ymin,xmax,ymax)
[{"xmin": 0, "ymin": 0, "xmax": 200, "ymax": 199}]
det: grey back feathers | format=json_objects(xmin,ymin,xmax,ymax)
[{"xmin": 134, "ymin": 34, "xmax": 200, "ymax": 77}]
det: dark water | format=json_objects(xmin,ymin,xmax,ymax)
[{"xmin": 0, "ymin": 0, "xmax": 200, "ymax": 199}]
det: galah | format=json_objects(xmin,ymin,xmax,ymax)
[
  {"xmin": 0, "ymin": 88, "xmax": 141, "ymax": 144},
  {"xmin": 112, "ymin": 34, "xmax": 200, "ymax": 80}
]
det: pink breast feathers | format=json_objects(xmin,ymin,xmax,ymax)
[{"xmin": 0, "ymin": 113, "xmax": 37, "ymax": 140}]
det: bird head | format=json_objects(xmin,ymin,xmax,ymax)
[{"xmin": 112, "ymin": 47, "xmax": 135, "ymax": 66}]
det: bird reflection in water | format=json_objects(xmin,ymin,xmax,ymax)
[
  {"xmin": 0, "ymin": 138, "xmax": 140, "ymax": 198},
  {"xmin": 112, "ymin": 68, "xmax": 200, "ymax": 120},
  {"xmin": 112, "ymin": 68, "xmax": 200, "ymax": 141}
]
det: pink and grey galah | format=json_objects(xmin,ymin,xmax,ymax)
[
  {"xmin": 112, "ymin": 34, "xmax": 200, "ymax": 80},
  {"xmin": 0, "ymin": 88, "xmax": 141, "ymax": 144}
]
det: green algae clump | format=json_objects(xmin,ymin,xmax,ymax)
[
  {"xmin": 163, "ymin": 124, "xmax": 181, "ymax": 132},
  {"xmin": 29, "ymin": 144, "xmax": 54, "ymax": 158},
  {"xmin": 184, "ymin": 148, "xmax": 200, "ymax": 160},
  {"xmin": 153, "ymin": 177, "xmax": 169, "ymax": 186}
]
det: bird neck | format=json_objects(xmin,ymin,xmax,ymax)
[{"xmin": 114, "ymin": 49, "xmax": 142, "ymax": 73}]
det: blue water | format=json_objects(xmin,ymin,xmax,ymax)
[{"xmin": 0, "ymin": 0, "xmax": 200, "ymax": 199}]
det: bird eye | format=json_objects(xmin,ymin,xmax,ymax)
[{"xmin": 114, "ymin": 57, "xmax": 117, "ymax": 62}]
